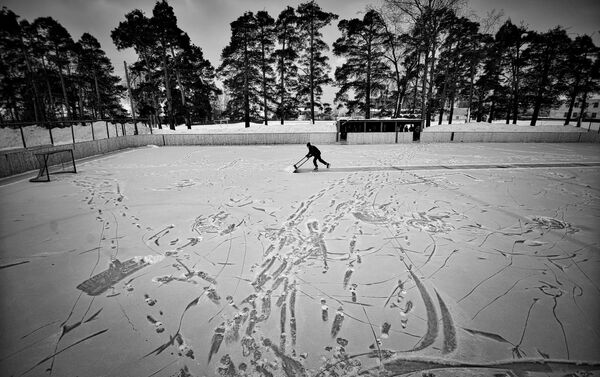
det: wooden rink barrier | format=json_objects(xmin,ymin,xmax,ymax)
[{"xmin": 1, "ymin": 129, "xmax": 598, "ymax": 179}]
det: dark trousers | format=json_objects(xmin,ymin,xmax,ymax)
[{"xmin": 312, "ymin": 154, "xmax": 328, "ymax": 167}]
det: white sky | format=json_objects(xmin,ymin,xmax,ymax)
[{"xmin": 2, "ymin": 0, "xmax": 599, "ymax": 104}]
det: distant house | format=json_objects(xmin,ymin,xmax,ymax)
[{"xmin": 548, "ymin": 96, "xmax": 600, "ymax": 119}]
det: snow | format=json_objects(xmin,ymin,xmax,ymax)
[
  {"xmin": 424, "ymin": 120, "xmax": 598, "ymax": 132},
  {"xmin": 153, "ymin": 120, "xmax": 337, "ymax": 133},
  {"xmin": 2, "ymin": 119, "xmax": 597, "ymax": 151},
  {"xmin": 1, "ymin": 142, "xmax": 599, "ymax": 376}
]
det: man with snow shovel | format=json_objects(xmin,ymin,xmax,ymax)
[{"xmin": 306, "ymin": 142, "xmax": 330, "ymax": 171}]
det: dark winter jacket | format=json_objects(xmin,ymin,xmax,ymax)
[{"xmin": 306, "ymin": 144, "xmax": 321, "ymax": 157}]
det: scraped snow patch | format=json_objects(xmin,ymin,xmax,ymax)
[{"xmin": 136, "ymin": 255, "xmax": 165, "ymax": 264}]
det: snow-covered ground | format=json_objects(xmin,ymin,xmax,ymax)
[
  {"xmin": 1, "ymin": 143, "xmax": 599, "ymax": 376},
  {"xmin": 154, "ymin": 120, "xmax": 337, "ymax": 134},
  {"xmin": 424, "ymin": 120, "xmax": 599, "ymax": 132}
]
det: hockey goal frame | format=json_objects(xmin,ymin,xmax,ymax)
[{"xmin": 29, "ymin": 147, "xmax": 77, "ymax": 182}]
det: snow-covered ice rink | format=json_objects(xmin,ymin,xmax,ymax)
[{"xmin": 1, "ymin": 143, "xmax": 599, "ymax": 376}]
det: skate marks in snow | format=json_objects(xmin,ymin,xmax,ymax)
[
  {"xmin": 305, "ymin": 169, "xmax": 599, "ymax": 376},
  {"xmin": 6, "ymin": 173, "xmax": 166, "ymax": 375},
  {"xmin": 8, "ymin": 159, "xmax": 598, "ymax": 376},
  {"xmin": 186, "ymin": 171, "xmax": 473, "ymax": 376},
  {"xmin": 10, "ymin": 172, "xmax": 227, "ymax": 375}
]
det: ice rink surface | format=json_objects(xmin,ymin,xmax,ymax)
[{"xmin": 1, "ymin": 143, "xmax": 599, "ymax": 376}]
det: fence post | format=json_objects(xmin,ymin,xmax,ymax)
[
  {"xmin": 71, "ymin": 123, "xmax": 76, "ymax": 144},
  {"xmin": 105, "ymin": 121, "xmax": 110, "ymax": 139},
  {"xmin": 91, "ymin": 121, "xmax": 95, "ymax": 140},
  {"xmin": 20, "ymin": 126, "xmax": 27, "ymax": 148}
]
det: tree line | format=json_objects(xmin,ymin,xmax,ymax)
[
  {"xmin": 0, "ymin": 1, "xmax": 220, "ymax": 130},
  {"xmin": 1, "ymin": 8, "xmax": 126, "ymax": 125},
  {"xmin": 1, "ymin": 0, "xmax": 599, "ymax": 130}
]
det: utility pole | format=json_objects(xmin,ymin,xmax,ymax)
[{"xmin": 124, "ymin": 61, "xmax": 138, "ymax": 134}]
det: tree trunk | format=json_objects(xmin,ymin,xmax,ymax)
[
  {"xmin": 394, "ymin": 80, "xmax": 402, "ymax": 118},
  {"xmin": 425, "ymin": 36, "xmax": 438, "ymax": 128},
  {"xmin": 438, "ymin": 65, "xmax": 449, "ymax": 125},
  {"xmin": 419, "ymin": 49, "xmax": 429, "ymax": 130},
  {"xmin": 56, "ymin": 57, "xmax": 71, "ymax": 119},
  {"xmin": 531, "ymin": 55, "xmax": 552, "ymax": 126},
  {"xmin": 162, "ymin": 50, "xmax": 174, "ymax": 130},
  {"xmin": 142, "ymin": 53, "xmax": 161, "ymax": 129},
  {"xmin": 530, "ymin": 86, "xmax": 544, "ymax": 126},
  {"xmin": 383, "ymin": 22, "xmax": 402, "ymax": 118},
  {"xmin": 410, "ymin": 81, "xmax": 418, "ymax": 113},
  {"xmin": 448, "ymin": 91, "xmax": 455, "ymax": 124},
  {"xmin": 488, "ymin": 91, "xmax": 496, "ymax": 123},
  {"xmin": 476, "ymin": 88, "xmax": 485, "ymax": 122},
  {"xmin": 93, "ymin": 71, "xmax": 103, "ymax": 119},
  {"xmin": 397, "ymin": 81, "xmax": 408, "ymax": 117},
  {"xmin": 426, "ymin": 47, "xmax": 437, "ymax": 127},
  {"xmin": 280, "ymin": 38, "xmax": 286, "ymax": 125},
  {"xmin": 170, "ymin": 46, "xmax": 190, "ymax": 129},
  {"xmin": 511, "ymin": 49, "xmax": 520, "ymax": 124},
  {"xmin": 577, "ymin": 89, "xmax": 589, "ymax": 128},
  {"xmin": 309, "ymin": 17, "xmax": 315, "ymax": 124},
  {"xmin": 365, "ymin": 40, "xmax": 372, "ymax": 120},
  {"xmin": 466, "ymin": 60, "xmax": 476, "ymax": 123},
  {"xmin": 19, "ymin": 34, "xmax": 42, "ymax": 123},
  {"xmin": 44, "ymin": 75, "xmax": 55, "ymax": 120},
  {"xmin": 78, "ymin": 86, "xmax": 85, "ymax": 120},
  {"xmin": 244, "ymin": 28, "xmax": 250, "ymax": 128},
  {"xmin": 124, "ymin": 61, "xmax": 139, "ymax": 134},
  {"xmin": 564, "ymin": 82, "xmax": 579, "ymax": 125},
  {"xmin": 176, "ymin": 70, "xmax": 190, "ymax": 129},
  {"xmin": 262, "ymin": 35, "xmax": 268, "ymax": 125}
]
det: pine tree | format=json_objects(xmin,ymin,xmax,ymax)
[
  {"xmin": 383, "ymin": 0, "xmax": 461, "ymax": 128},
  {"xmin": 0, "ymin": 8, "xmax": 31, "ymax": 121},
  {"xmin": 472, "ymin": 37, "xmax": 500, "ymax": 122},
  {"xmin": 495, "ymin": 20, "xmax": 530, "ymax": 124},
  {"xmin": 523, "ymin": 27, "xmax": 571, "ymax": 126},
  {"xmin": 333, "ymin": 10, "xmax": 391, "ymax": 119},
  {"xmin": 112, "ymin": 9, "xmax": 163, "ymax": 127},
  {"xmin": 175, "ymin": 44, "xmax": 220, "ymax": 124},
  {"xmin": 375, "ymin": 7, "xmax": 408, "ymax": 117},
  {"xmin": 274, "ymin": 6, "xmax": 301, "ymax": 124},
  {"xmin": 296, "ymin": 1, "xmax": 338, "ymax": 123},
  {"xmin": 435, "ymin": 15, "xmax": 479, "ymax": 124},
  {"xmin": 31, "ymin": 17, "xmax": 76, "ymax": 119},
  {"xmin": 74, "ymin": 33, "xmax": 124, "ymax": 119},
  {"xmin": 219, "ymin": 12, "xmax": 262, "ymax": 127},
  {"xmin": 255, "ymin": 11, "xmax": 276, "ymax": 125},
  {"xmin": 151, "ymin": 0, "xmax": 189, "ymax": 129},
  {"xmin": 563, "ymin": 35, "xmax": 599, "ymax": 125}
]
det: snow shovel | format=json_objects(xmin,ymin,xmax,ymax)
[{"xmin": 293, "ymin": 156, "xmax": 309, "ymax": 172}]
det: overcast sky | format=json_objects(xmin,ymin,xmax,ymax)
[{"xmin": 2, "ymin": 0, "xmax": 599, "ymax": 103}]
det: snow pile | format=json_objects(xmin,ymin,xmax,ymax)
[
  {"xmin": 153, "ymin": 120, "xmax": 337, "ymax": 134},
  {"xmin": 283, "ymin": 164, "xmax": 297, "ymax": 173},
  {"xmin": 424, "ymin": 121, "xmax": 592, "ymax": 133}
]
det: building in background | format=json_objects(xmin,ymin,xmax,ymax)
[{"xmin": 549, "ymin": 97, "xmax": 600, "ymax": 119}]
